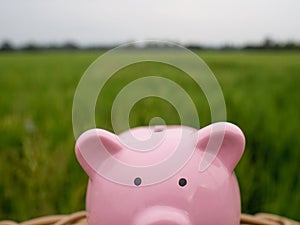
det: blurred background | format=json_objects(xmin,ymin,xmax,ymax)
[{"xmin": 0, "ymin": 0, "xmax": 300, "ymax": 221}]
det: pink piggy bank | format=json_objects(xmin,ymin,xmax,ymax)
[{"xmin": 75, "ymin": 122, "xmax": 245, "ymax": 225}]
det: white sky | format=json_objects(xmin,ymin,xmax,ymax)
[{"xmin": 0, "ymin": 0, "xmax": 299, "ymax": 46}]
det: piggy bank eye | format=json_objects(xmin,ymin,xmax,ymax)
[
  {"xmin": 178, "ymin": 178, "xmax": 187, "ymax": 187},
  {"xmin": 134, "ymin": 177, "xmax": 142, "ymax": 186}
]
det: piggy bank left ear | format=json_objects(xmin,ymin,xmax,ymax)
[
  {"xmin": 196, "ymin": 122, "xmax": 245, "ymax": 172},
  {"xmin": 75, "ymin": 129, "xmax": 122, "ymax": 178}
]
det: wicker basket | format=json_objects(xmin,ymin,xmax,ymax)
[{"xmin": 0, "ymin": 211, "xmax": 299, "ymax": 225}]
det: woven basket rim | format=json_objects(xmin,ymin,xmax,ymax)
[{"xmin": 1, "ymin": 211, "xmax": 299, "ymax": 225}]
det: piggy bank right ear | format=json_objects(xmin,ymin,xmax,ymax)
[
  {"xmin": 196, "ymin": 122, "xmax": 245, "ymax": 172},
  {"xmin": 75, "ymin": 129, "xmax": 122, "ymax": 178}
]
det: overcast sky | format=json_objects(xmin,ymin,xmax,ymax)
[{"xmin": 1, "ymin": 0, "xmax": 299, "ymax": 46}]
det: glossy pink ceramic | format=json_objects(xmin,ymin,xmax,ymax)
[{"xmin": 75, "ymin": 122, "xmax": 245, "ymax": 225}]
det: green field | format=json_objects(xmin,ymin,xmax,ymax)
[{"xmin": 0, "ymin": 50, "xmax": 299, "ymax": 221}]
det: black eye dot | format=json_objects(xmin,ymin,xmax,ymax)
[
  {"xmin": 134, "ymin": 177, "xmax": 142, "ymax": 186},
  {"xmin": 178, "ymin": 178, "xmax": 187, "ymax": 187}
]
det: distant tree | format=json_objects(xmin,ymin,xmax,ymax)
[
  {"xmin": 220, "ymin": 44, "xmax": 237, "ymax": 51},
  {"xmin": 22, "ymin": 43, "xmax": 39, "ymax": 51},
  {"xmin": 0, "ymin": 41, "xmax": 14, "ymax": 51},
  {"xmin": 283, "ymin": 41, "xmax": 297, "ymax": 50},
  {"xmin": 262, "ymin": 37, "xmax": 276, "ymax": 49},
  {"xmin": 61, "ymin": 42, "xmax": 79, "ymax": 50},
  {"xmin": 243, "ymin": 44, "xmax": 258, "ymax": 50},
  {"xmin": 186, "ymin": 44, "xmax": 204, "ymax": 50}
]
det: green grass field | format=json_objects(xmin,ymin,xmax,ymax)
[{"xmin": 0, "ymin": 50, "xmax": 299, "ymax": 221}]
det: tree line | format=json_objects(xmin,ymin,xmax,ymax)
[{"xmin": 1, "ymin": 38, "xmax": 300, "ymax": 52}]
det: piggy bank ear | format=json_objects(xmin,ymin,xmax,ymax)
[
  {"xmin": 196, "ymin": 122, "xmax": 245, "ymax": 172},
  {"xmin": 75, "ymin": 129, "xmax": 122, "ymax": 177}
]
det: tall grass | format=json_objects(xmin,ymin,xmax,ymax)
[{"xmin": 0, "ymin": 51, "xmax": 299, "ymax": 220}]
